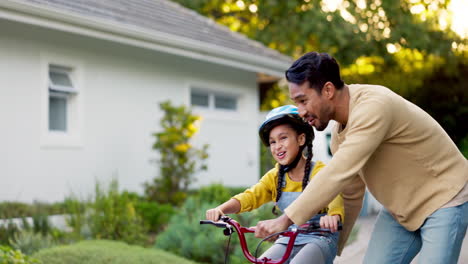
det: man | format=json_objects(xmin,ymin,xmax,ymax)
[{"xmin": 254, "ymin": 52, "xmax": 467, "ymax": 263}]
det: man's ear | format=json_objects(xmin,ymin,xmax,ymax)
[{"xmin": 322, "ymin": 81, "xmax": 336, "ymax": 100}]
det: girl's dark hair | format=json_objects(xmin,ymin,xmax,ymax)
[
  {"xmin": 272, "ymin": 125, "xmax": 314, "ymax": 215},
  {"xmin": 285, "ymin": 52, "xmax": 344, "ymax": 93}
]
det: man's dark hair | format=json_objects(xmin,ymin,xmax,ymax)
[{"xmin": 285, "ymin": 52, "xmax": 344, "ymax": 92}]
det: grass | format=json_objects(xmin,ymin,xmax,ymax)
[{"xmin": 32, "ymin": 240, "xmax": 199, "ymax": 264}]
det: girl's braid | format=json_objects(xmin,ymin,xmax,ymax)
[
  {"xmin": 272, "ymin": 164, "xmax": 286, "ymax": 215},
  {"xmin": 302, "ymin": 136, "xmax": 313, "ymax": 191}
]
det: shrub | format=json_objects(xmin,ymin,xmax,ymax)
[
  {"xmin": 32, "ymin": 240, "xmax": 197, "ymax": 264},
  {"xmin": 197, "ymin": 184, "xmax": 232, "ymax": 205},
  {"xmin": 0, "ymin": 203, "xmax": 30, "ymax": 219},
  {"xmin": 144, "ymin": 101, "xmax": 209, "ymax": 206},
  {"xmin": 63, "ymin": 179, "xmax": 149, "ymax": 246},
  {"xmin": 0, "ymin": 201, "xmax": 65, "ymax": 219},
  {"xmin": 31, "ymin": 214, "xmax": 51, "ymax": 237},
  {"xmin": 89, "ymin": 179, "xmax": 148, "ymax": 245},
  {"xmin": 0, "ymin": 221, "xmax": 20, "ymax": 246},
  {"xmin": 134, "ymin": 201, "xmax": 175, "ymax": 233},
  {"xmin": 63, "ymin": 197, "xmax": 88, "ymax": 240},
  {"xmin": 226, "ymin": 186, "xmax": 249, "ymax": 197},
  {"xmin": 0, "ymin": 245, "xmax": 41, "ymax": 264},
  {"xmin": 1, "ymin": 208, "xmax": 61, "ymax": 248},
  {"xmin": 155, "ymin": 196, "xmax": 275, "ymax": 264},
  {"xmin": 9, "ymin": 230, "xmax": 56, "ymax": 255}
]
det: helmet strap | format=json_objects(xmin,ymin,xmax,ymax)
[{"xmin": 281, "ymin": 145, "xmax": 306, "ymax": 173}]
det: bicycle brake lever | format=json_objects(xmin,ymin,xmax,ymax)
[{"xmin": 223, "ymin": 226, "xmax": 234, "ymax": 236}]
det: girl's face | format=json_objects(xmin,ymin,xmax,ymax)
[{"xmin": 269, "ymin": 124, "xmax": 305, "ymax": 166}]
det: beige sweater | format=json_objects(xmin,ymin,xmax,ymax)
[{"xmin": 284, "ymin": 84, "xmax": 468, "ymax": 254}]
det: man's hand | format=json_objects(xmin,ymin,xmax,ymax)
[
  {"xmin": 254, "ymin": 214, "xmax": 293, "ymax": 238},
  {"xmin": 319, "ymin": 214, "xmax": 341, "ymax": 233}
]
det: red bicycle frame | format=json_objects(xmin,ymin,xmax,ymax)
[{"xmin": 200, "ymin": 215, "xmax": 341, "ymax": 264}]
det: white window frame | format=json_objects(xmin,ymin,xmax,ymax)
[
  {"xmin": 190, "ymin": 87, "xmax": 239, "ymax": 112},
  {"xmin": 40, "ymin": 53, "xmax": 83, "ymax": 148}
]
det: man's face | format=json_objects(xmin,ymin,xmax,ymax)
[{"xmin": 289, "ymin": 81, "xmax": 332, "ymax": 131}]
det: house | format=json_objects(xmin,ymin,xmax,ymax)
[
  {"xmin": 0, "ymin": 0, "xmax": 382, "ymax": 216},
  {"xmin": 0, "ymin": 0, "xmax": 297, "ymax": 202}
]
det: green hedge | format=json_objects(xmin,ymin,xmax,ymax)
[
  {"xmin": 32, "ymin": 240, "xmax": 198, "ymax": 264},
  {"xmin": 155, "ymin": 196, "xmax": 275, "ymax": 264},
  {"xmin": 0, "ymin": 201, "xmax": 65, "ymax": 219}
]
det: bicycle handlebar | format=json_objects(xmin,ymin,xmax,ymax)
[{"xmin": 200, "ymin": 216, "xmax": 342, "ymax": 264}]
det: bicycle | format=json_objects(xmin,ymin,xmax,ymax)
[{"xmin": 200, "ymin": 215, "xmax": 342, "ymax": 264}]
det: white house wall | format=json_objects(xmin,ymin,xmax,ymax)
[{"xmin": 0, "ymin": 20, "xmax": 259, "ymax": 202}]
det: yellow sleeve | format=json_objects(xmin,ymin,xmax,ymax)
[
  {"xmin": 327, "ymin": 194, "xmax": 345, "ymax": 223},
  {"xmin": 311, "ymin": 161, "xmax": 345, "ymax": 222},
  {"xmin": 232, "ymin": 167, "xmax": 278, "ymax": 213}
]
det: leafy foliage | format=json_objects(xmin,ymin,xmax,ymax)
[
  {"xmin": 32, "ymin": 240, "xmax": 198, "ymax": 264},
  {"xmin": 173, "ymin": 0, "xmax": 467, "ymax": 149},
  {"xmin": 0, "ymin": 221, "xmax": 19, "ymax": 247},
  {"xmin": 196, "ymin": 183, "xmax": 233, "ymax": 204},
  {"xmin": 63, "ymin": 179, "xmax": 149, "ymax": 246},
  {"xmin": 0, "ymin": 204, "xmax": 60, "ymax": 248},
  {"xmin": 144, "ymin": 101, "xmax": 209, "ymax": 206},
  {"xmin": 88, "ymin": 179, "xmax": 148, "ymax": 245},
  {"xmin": 173, "ymin": 0, "xmax": 464, "ymax": 64},
  {"xmin": 155, "ymin": 193, "xmax": 275, "ymax": 264},
  {"xmin": 259, "ymin": 142, "xmax": 276, "ymax": 177},
  {"xmin": 0, "ymin": 201, "xmax": 65, "ymax": 219},
  {"xmin": 9, "ymin": 230, "xmax": 56, "ymax": 256},
  {"xmin": 0, "ymin": 246, "xmax": 41, "ymax": 264},
  {"xmin": 63, "ymin": 197, "xmax": 88, "ymax": 240},
  {"xmin": 134, "ymin": 201, "xmax": 175, "ymax": 233}
]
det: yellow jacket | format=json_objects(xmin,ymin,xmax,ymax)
[{"xmin": 233, "ymin": 161, "xmax": 344, "ymax": 221}]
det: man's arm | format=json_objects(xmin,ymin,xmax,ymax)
[
  {"xmin": 285, "ymin": 97, "xmax": 392, "ymax": 224},
  {"xmin": 255, "ymin": 96, "xmax": 392, "ymax": 237}
]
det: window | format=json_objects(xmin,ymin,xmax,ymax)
[
  {"xmin": 191, "ymin": 90, "xmax": 209, "ymax": 107},
  {"xmin": 215, "ymin": 94, "xmax": 236, "ymax": 110},
  {"xmin": 40, "ymin": 56, "xmax": 82, "ymax": 148},
  {"xmin": 48, "ymin": 65, "xmax": 77, "ymax": 132},
  {"xmin": 190, "ymin": 88, "xmax": 238, "ymax": 111}
]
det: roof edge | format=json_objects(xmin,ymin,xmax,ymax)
[{"xmin": 0, "ymin": 0, "xmax": 291, "ymax": 77}]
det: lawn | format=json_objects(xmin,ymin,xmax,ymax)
[{"xmin": 33, "ymin": 240, "xmax": 199, "ymax": 264}]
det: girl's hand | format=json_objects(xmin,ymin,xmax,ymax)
[
  {"xmin": 205, "ymin": 207, "xmax": 224, "ymax": 221},
  {"xmin": 319, "ymin": 214, "xmax": 341, "ymax": 233}
]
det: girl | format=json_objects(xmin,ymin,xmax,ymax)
[{"xmin": 206, "ymin": 105, "xmax": 343, "ymax": 264}]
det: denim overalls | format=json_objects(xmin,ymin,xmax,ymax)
[{"xmin": 274, "ymin": 162, "xmax": 339, "ymax": 263}]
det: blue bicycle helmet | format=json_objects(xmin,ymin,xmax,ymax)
[{"xmin": 259, "ymin": 105, "xmax": 314, "ymax": 146}]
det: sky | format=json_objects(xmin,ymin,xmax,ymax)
[{"xmin": 449, "ymin": 0, "xmax": 468, "ymax": 38}]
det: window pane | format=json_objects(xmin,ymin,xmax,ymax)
[
  {"xmin": 50, "ymin": 70, "xmax": 73, "ymax": 87},
  {"xmin": 49, "ymin": 96, "xmax": 67, "ymax": 131},
  {"xmin": 191, "ymin": 91, "xmax": 209, "ymax": 107},
  {"xmin": 215, "ymin": 95, "xmax": 237, "ymax": 110}
]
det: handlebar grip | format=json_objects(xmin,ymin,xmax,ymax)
[
  {"xmin": 200, "ymin": 220, "xmax": 229, "ymax": 228},
  {"xmin": 301, "ymin": 221, "xmax": 343, "ymax": 231}
]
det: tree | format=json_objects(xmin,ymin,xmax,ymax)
[
  {"xmin": 173, "ymin": 0, "xmax": 467, "ymax": 150},
  {"xmin": 173, "ymin": 0, "xmax": 464, "ymax": 64},
  {"xmin": 144, "ymin": 101, "xmax": 209, "ymax": 205}
]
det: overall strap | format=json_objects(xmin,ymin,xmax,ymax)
[{"xmin": 308, "ymin": 161, "xmax": 316, "ymax": 180}]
